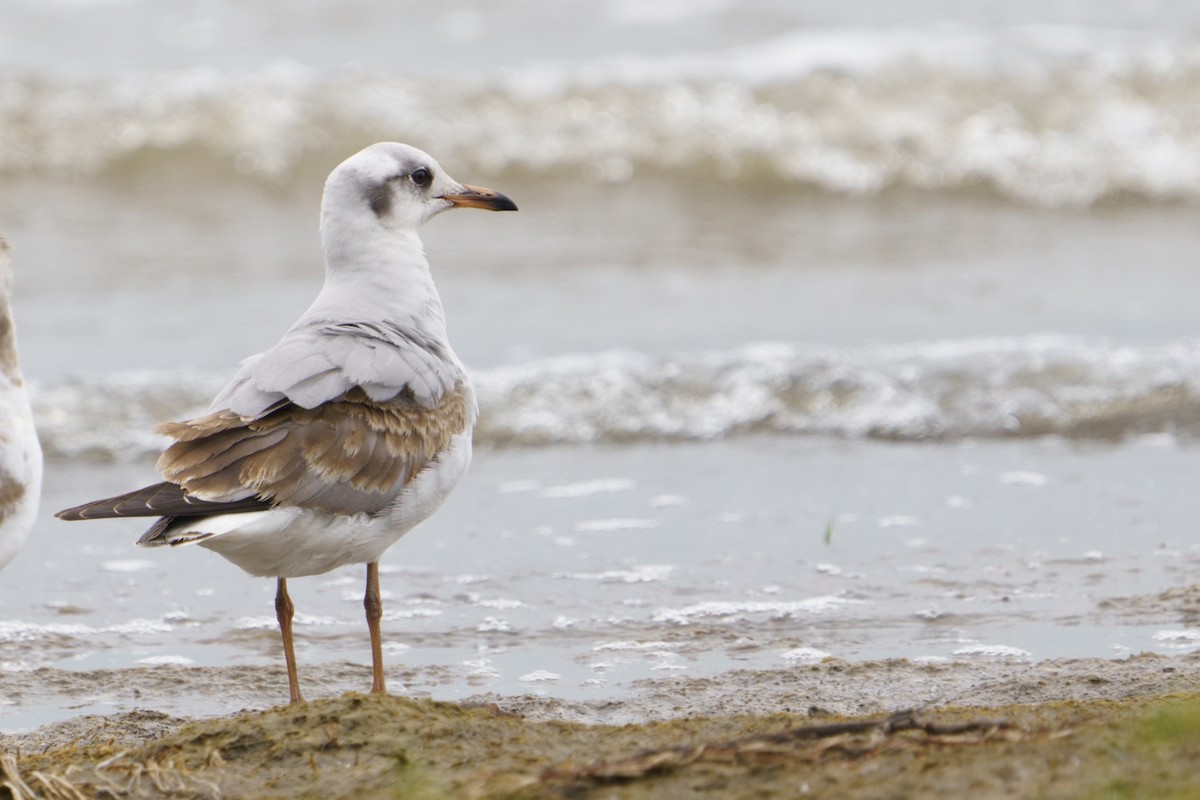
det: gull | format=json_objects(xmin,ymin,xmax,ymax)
[
  {"xmin": 56, "ymin": 143, "xmax": 516, "ymax": 703},
  {"xmin": 0, "ymin": 237, "xmax": 42, "ymax": 571}
]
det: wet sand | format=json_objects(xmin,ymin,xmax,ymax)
[{"xmin": 1, "ymin": 652, "xmax": 1197, "ymax": 798}]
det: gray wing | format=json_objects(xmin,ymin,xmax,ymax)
[{"xmin": 212, "ymin": 320, "xmax": 464, "ymax": 419}]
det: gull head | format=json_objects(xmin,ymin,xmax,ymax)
[{"xmin": 322, "ymin": 142, "xmax": 517, "ymax": 234}]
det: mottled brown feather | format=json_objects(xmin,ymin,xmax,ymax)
[{"xmin": 154, "ymin": 386, "xmax": 468, "ymax": 515}]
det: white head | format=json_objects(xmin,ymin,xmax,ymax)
[{"xmin": 321, "ymin": 142, "xmax": 517, "ymax": 235}]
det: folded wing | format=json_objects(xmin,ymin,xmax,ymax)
[
  {"xmin": 56, "ymin": 319, "xmax": 473, "ymax": 529},
  {"xmin": 157, "ymin": 386, "xmax": 468, "ymax": 515}
]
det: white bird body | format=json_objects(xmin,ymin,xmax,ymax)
[
  {"xmin": 57, "ymin": 143, "xmax": 516, "ymax": 702},
  {"xmin": 0, "ymin": 238, "xmax": 42, "ymax": 571},
  {"xmin": 167, "ymin": 150, "xmax": 482, "ymax": 578},
  {"xmin": 187, "ymin": 423, "xmax": 474, "ymax": 577}
]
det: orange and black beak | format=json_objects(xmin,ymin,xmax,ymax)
[{"xmin": 440, "ymin": 183, "xmax": 518, "ymax": 212}]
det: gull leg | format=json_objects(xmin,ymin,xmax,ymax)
[
  {"xmin": 365, "ymin": 561, "xmax": 387, "ymax": 694},
  {"xmin": 275, "ymin": 577, "xmax": 305, "ymax": 704}
]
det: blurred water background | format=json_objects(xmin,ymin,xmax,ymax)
[{"xmin": 2, "ymin": 0, "xmax": 1200, "ymax": 727}]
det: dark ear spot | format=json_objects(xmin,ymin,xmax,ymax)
[{"xmin": 367, "ymin": 181, "xmax": 393, "ymax": 218}]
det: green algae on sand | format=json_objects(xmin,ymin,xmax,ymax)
[{"xmin": 3, "ymin": 692, "xmax": 1200, "ymax": 799}]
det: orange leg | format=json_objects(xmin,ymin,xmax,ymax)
[
  {"xmin": 275, "ymin": 577, "xmax": 305, "ymax": 704},
  {"xmin": 365, "ymin": 562, "xmax": 387, "ymax": 694}
]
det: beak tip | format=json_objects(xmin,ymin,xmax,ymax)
[{"xmin": 444, "ymin": 184, "xmax": 519, "ymax": 212}]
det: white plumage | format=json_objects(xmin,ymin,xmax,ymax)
[{"xmin": 0, "ymin": 237, "xmax": 41, "ymax": 571}]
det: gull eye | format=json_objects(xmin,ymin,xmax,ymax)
[{"xmin": 410, "ymin": 167, "xmax": 432, "ymax": 187}]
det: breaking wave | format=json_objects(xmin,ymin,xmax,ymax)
[
  {"xmin": 4, "ymin": 27, "xmax": 1200, "ymax": 205},
  {"xmin": 32, "ymin": 336, "xmax": 1200, "ymax": 459}
]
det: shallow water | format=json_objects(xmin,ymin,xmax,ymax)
[{"xmin": 2, "ymin": 434, "xmax": 1196, "ymax": 729}]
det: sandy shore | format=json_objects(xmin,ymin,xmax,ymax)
[{"xmin": 0, "ymin": 653, "xmax": 1197, "ymax": 797}]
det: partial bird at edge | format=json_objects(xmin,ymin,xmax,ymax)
[{"xmin": 0, "ymin": 236, "xmax": 42, "ymax": 573}]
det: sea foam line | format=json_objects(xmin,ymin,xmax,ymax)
[
  {"xmin": 5, "ymin": 29, "xmax": 1200, "ymax": 206},
  {"xmin": 30, "ymin": 336, "xmax": 1200, "ymax": 458}
]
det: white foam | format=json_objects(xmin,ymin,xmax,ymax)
[
  {"xmin": 592, "ymin": 640, "xmax": 679, "ymax": 652},
  {"xmin": 814, "ymin": 563, "xmax": 864, "ymax": 578},
  {"xmin": 34, "ymin": 335, "xmax": 1200, "ymax": 455},
  {"xmin": 475, "ymin": 598, "xmax": 524, "ymax": 610},
  {"xmin": 6, "ymin": 26, "xmax": 1200, "ymax": 208},
  {"xmin": 497, "ymin": 479, "xmax": 541, "ymax": 494},
  {"xmin": 451, "ymin": 574, "xmax": 491, "ymax": 585},
  {"xmin": 780, "ymin": 647, "xmax": 831, "ymax": 663},
  {"xmin": 101, "ymin": 559, "xmax": 157, "ymax": 573},
  {"xmin": 1000, "ymin": 471, "xmax": 1049, "ymax": 487},
  {"xmin": 952, "ymin": 644, "xmax": 1033, "ymax": 658},
  {"xmin": 476, "ymin": 617, "xmax": 512, "ymax": 633},
  {"xmin": 0, "ymin": 618, "xmax": 173, "ymax": 642},
  {"xmin": 107, "ymin": 619, "xmax": 174, "ymax": 635},
  {"xmin": 233, "ymin": 613, "xmax": 340, "ymax": 630},
  {"xmin": 574, "ymin": 518, "xmax": 658, "ymax": 533},
  {"xmin": 381, "ymin": 608, "xmax": 442, "ymax": 621},
  {"xmin": 559, "ymin": 565, "xmax": 674, "ymax": 583},
  {"xmin": 653, "ymin": 596, "xmax": 854, "ymax": 625},
  {"xmin": 463, "ymin": 658, "xmax": 500, "ymax": 678},
  {"xmin": 540, "ymin": 478, "xmax": 635, "ymax": 499},
  {"xmin": 135, "ymin": 655, "xmax": 195, "ymax": 666}
]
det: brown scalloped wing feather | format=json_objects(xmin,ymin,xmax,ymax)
[{"xmin": 155, "ymin": 387, "xmax": 468, "ymax": 515}]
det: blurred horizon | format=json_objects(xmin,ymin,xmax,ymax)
[{"xmin": 3, "ymin": 2, "xmax": 1200, "ymax": 206}]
